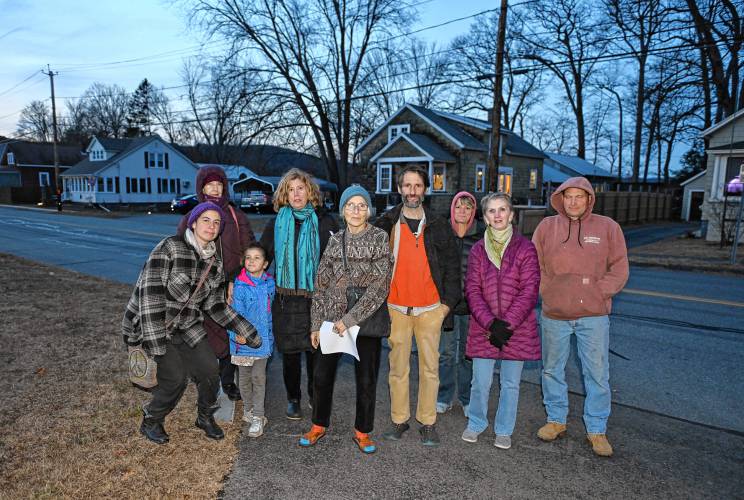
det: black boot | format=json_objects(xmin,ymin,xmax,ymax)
[
  {"xmin": 195, "ymin": 407, "xmax": 225, "ymax": 440},
  {"xmin": 286, "ymin": 400, "xmax": 302, "ymax": 420},
  {"xmin": 140, "ymin": 416, "xmax": 169, "ymax": 445}
]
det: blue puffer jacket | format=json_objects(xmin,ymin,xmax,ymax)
[{"xmin": 228, "ymin": 269, "xmax": 275, "ymax": 358}]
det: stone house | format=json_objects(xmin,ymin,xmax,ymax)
[{"xmin": 354, "ymin": 104, "xmax": 545, "ymax": 213}]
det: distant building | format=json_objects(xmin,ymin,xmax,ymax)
[
  {"xmin": 354, "ymin": 103, "xmax": 545, "ymax": 213},
  {"xmin": 543, "ymin": 152, "xmax": 615, "ymax": 196},
  {"xmin": 698, "ymin": 109, "xmax": 744, "ymax": 243},
  {"xmin": 680, "ymin": 170, "xmax": 707, "ymax": 222},
  {"xmin": 60, "ymin": 135, "xmax": 198, "ymax": 205},
  {"xmin": 0, "ymin": 140, "xmax": 82, "ymax": 203}
]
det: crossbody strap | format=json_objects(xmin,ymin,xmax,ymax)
[{"xmin": 166, "ymin": 258, "xmax": 214, "ymax": 331}]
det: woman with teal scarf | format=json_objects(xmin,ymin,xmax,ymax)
[{"xmin": 260, "ymin": 169, "xmax": 338, "ymax": 420}]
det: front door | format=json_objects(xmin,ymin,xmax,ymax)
[{"xmin": 689, "ymin": 191, "xmax": 704, "ymax": 221}]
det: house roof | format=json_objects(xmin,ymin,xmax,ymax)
[
  {"xmin": 97, "ymin": 137, "xmax": 133, "ymax": 151},
  {"xmin": 699, "ymin": 108, "xmax": 744, "ymax": 138},
  {"xmin": 545, "ymin": 152, "xmax": 614, "ymax": 178},
  {"xmin": 503, "ymin": 132, "xmax": 546, "ymax": 159},
  {"xmin": 371, "ymin": 133, "xmax": 456, "ymax": 163},
  {"xmin": 233, "ymin": 174, "xmax": 337, "ymax": 192},
  {"xmin": 707, "ymin": 141, "xmax": 744, "ymax": 151},
  {"xmin": 407, "ymin": 104, "xmax": 487, "ymax": 151},
  {"xmin": 680, "ymin": 169, "xmax": 707, "ymax": 187},
  {"xmin": 4, "ymin": 141, "xmax": 82, "ymax": 167},
  {"xmin": 542, "ymin": 163, "xmax": 572, "ymax": 184}
]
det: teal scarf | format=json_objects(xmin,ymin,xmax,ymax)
[{"xmin": 274, "ymin": 204, "xmax": 320, "ymax": 293}]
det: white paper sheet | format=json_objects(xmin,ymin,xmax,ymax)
[{"xmin": 319, "ymin": 321, "xmax": 360, "ymax": 361}]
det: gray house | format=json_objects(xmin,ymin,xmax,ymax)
[
  {"xmin": 699, "ymin": 109, "xmax": 744, "ymax": 243},
  {"xmin": 61, "ymin": 135, "xmax": 199, "ymax": 205}
]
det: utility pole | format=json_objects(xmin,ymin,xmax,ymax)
[
  {"xmin": 488, "ymin": 0, "xmax": 509, "ymax": 192},
  {"xmin": 42, "ymin": 65, "xmax": 61, "ymax": 209}
]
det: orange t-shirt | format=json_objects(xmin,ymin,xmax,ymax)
[{"xmin": 388, "ymin": 221, "xmax": 440, "ymax": 307}]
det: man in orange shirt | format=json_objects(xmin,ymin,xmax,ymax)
[{"xmin": 375, "ymin": 166, "xmax": 461, "ymax": 446}]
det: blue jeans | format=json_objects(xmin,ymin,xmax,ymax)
[
  {"xmin": 467, "ymin": 358, "xmax": 524, "ymax": 436},
  {"xmin": 540, "ymin": 313, "xmax": 611, "ymax": 434},
  {"xmin": 437, "ymin": 314, "xmax": 472, "ymax": 407}
]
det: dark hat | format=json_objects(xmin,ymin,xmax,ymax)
[{"xmin": 187, "ymin": 201, "xmax": 226, "ymax": 233}]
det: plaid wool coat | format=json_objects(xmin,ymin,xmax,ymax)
[{"xmin": 122, "ymin": 235, "xmax": 260, "ymax": 357}]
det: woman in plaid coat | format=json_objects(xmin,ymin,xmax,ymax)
[{"xmin": 123, "ymin": 201, "xmax": 261, "ymax": 445}]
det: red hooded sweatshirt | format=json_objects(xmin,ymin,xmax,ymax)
[{"xmin": 532, "ymin": 177, "xmax": 629, "ymax": 320}]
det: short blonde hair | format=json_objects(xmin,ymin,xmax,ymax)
[{"xmin": 272, "ymin": 168, "xmax": 322, "ymax": 212}]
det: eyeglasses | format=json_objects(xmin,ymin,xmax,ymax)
[{"xmin": 344, "ymin": 202, "xmax": 368, "ymax": 213}]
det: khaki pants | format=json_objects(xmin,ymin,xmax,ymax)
[{"xmin": 388, "ymin": 305, "xmax": 447, "ymax": 426}]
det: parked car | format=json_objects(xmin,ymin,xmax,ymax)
[
  {"xmin": 240, "ymin": 191, "xmax": 273, "ymax": 213},
  {"xmin": 170, "ymin": 193, "xmax": 198, "ymax": 214}
]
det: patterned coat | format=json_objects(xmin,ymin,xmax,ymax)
[
  {"xmin": 122, "ymin": 235, "xmax": 260, "ymax": 357},
  {"xmin": 310, "ymin": 225, "xmax": 393, "ymax": 337},
  {"xmin": 464, "ymin": 233, "xmax": 541, "ymax": 361}
]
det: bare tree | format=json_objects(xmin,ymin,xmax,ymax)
[
  {"xmin": 16, "ymin": 100, "xmax": 52, "ymax": 142},
  {"xmin": 149, "ymin": 89, "xmax": 194, "ymax": 144},
  {"xmin": 181, "ymin": 55, "xmax": 281, "ymax": 162},
  {"xmin": 525, "ymin": 109, "xmax": 576, "ymax": 153},
  {"xmin": 516, "ymin": 0, "xmax": 608, "ymax": 159},
  {"xmin": 407, "ymin": 40, "xmax": 452, "ymax": 108},
  {"xmin": 189, "ymin": 0, "xmax": 411, "ymax": 189},
  {"xmin": 606, "ymin": 0, "xmax": 669, "ymax": 182},
  {"xmin": 79, "ymin": 82, "xmax": 130, "ymax": 138},
  {"xmin": 684, "ymin": 0, "xmax": 743, "ymax": 121},
  {"xmin": 449, "ymin": 12, "xmax": 544, "ymax": 130}
]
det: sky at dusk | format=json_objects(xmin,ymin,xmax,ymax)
[{"xmin": 0, "ymin": 0, "xmax": 496, "ymax": 137}]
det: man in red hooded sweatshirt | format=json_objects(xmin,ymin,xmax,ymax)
[{"xmin": 532, "ymin": 177, "xmax": 628, "ymax": 457}]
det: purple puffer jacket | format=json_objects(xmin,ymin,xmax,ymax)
[{"xmin": 465, "ymin": 232, "xmax": 541, "ymax": 361}]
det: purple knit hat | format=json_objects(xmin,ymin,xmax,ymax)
[{"xmin": 187, "ymin": 201, "xmax": 226, "ymax": 234}]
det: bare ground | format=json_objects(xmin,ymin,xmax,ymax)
[
  {"xmin": 0, "ymin": 253, "xmax": 241, "ymax": 499},
  {"xmin": 628, "ymin": 235, "xmax": 744, "ymax": 275}
]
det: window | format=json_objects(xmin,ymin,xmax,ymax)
[
  {"xmin": 149, "ymin": 153, "xmax": 156, "ymax": 168},
  {"xmin": 378, "ymin": 164, "xmax": 392, "ymax": 192},
  {"xmin": 90, "ymin": 150, "xmax": 104, "ymax": 161},
  {"xmin": 498, "ymin": 167, "xmax": 513, "ymax": 194},
  {"xmin": 97, "ymin": 177, "xmax": 104, "ymax": 192},
  {"xmin": 139, "ymin": 178, "xmax": 146, "ymax": 192},
  {"xmin": 106, "ymin": 178, "xmax": 113, "ymax": 192},
  {"xmin": 157, "ymin": 153, "xmax": 164, "ymax": 168},
  {"xmin": 475, "ymin": 164, "xmax": 486, "ymax": 192},
  {"xmin": 432, "ymin": 165, "xmax": 446, "ymax": 192},
  {"xmin": 388, "ymin": 124, "xmax": 410, "ymax": 143},
  {"xmin": 39, "ymin": 172, "xmax": 50, "ymax": 187},
  {"xmin": 7, "ymin": 152, "xmax": 15, "ymax": 165},
  {"xmin": 529, "ymin": 168, "xmax": 538, "ymax": 190}
]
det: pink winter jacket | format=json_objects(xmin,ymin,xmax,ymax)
[
  {"xmin": 532, "ymin": 177, "xmax": 629, "ymax": 321},
  {"xmin": 464, "ymin": 232, "xmax": 541, "ymax": 361}
]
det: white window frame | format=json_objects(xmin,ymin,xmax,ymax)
[
  {"xmin": 157, "ymin": 152, "xmax": 164, "ymax": 168},
  {"xmin": 377, "ymin": 163, "xmax": 393, "ymax": 192},
  {"xmin": 39, "ymin": 172, "xmax": 50, "ymax": 187},
  {"xmin": 7, "ymin": 152, "xmax": 15, "ymax": 165},
  {"xmin": 387, "ymin": 124, "xmax": 410, "ymax": 143},
  {"xmin": 475, "ymin": 164, "xmax": 486, "ymax": 193},
  {"xmin": 431, "ymin": 164, "xmax": 447, "ymax": 192},
  {"xmin": 498, "ymin": 166, "xmax": 513, "ymax": 194}
]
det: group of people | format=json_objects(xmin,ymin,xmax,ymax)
[{"xmin": 123, "ymin": 163, "xmax": 628, "ymax": 458}]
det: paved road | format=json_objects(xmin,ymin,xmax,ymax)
[{"xmin": 2, "ymin": 206, "xmax": 742, "ymax": 498}]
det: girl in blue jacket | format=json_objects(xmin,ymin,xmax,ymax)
[{"xmin": 229, "ymin": 242, "xmax": 275, "ymax": 437}]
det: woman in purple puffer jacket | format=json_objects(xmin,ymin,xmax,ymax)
[{"xmin": 461, "ymin": 192, "xmax": 540, "ymax": 450}]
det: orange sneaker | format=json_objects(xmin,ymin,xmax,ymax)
[
  {"xmin": 299, "ymin": 425, "xmax": 326, "ymax": 447},
  {"xmin": 352, "ymin": 430, "xmax": 377, "ymax": 454}
]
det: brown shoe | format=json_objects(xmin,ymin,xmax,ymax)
[
  {"xmin": 537, "ymin": 422, "xmax": 567, "ymax": 442},
  {"xmin": 587, "ymin": 433, "xmax": 613, "ymax": 457}
]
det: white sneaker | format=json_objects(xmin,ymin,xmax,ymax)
[
  {"xmin": 241, "ymin": 410, "xmax": 253, "ymax": 424},
  {"xmin": 248, "ymin": 416, "xmax": 267, "ymax": 438},
  {"xmin": 461, "ymin": 427, "xmax": 480, "ymax": 443},
  {"xmin": 436, "ymin": 402, "xmax": 452, "ymax": 414}
]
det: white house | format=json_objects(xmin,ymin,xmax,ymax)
[
  {"xmin": 196, "ymin": 163, "xmax": 256, "ymax": 203},
  {"xmin": 699, "ymin": 109, "xmax": 744, "ymax": 243},
  {"xmin": 61, "ymin": 136, "xmax": 199, "ymax": 205}
]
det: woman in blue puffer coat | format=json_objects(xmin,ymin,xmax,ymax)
[{"xmin": 228, "ymin": 242, "xmax": 275, "ymax": 438}]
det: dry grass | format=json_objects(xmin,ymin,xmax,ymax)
[
  {"xmin": 0, "ymin": 253, "xmax": 240, "ymax": 499},
  {"xmin": 629, "ymin": 235, "xmax": 744, "ymax": 274}
]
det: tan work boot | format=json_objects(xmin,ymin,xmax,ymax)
[
  {"xmin": 537, "ymin": 422, "xmax": 567, "ymax": 442},
  {"xmin": 587, "ymin": 433, "xmax": 613, "ymax": 457}
]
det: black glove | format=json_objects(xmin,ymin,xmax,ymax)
[{"xmin": 488, "ymin": 319, "xmax": 513, "ymax": 349}]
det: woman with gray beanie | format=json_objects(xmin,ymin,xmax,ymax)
[
  {"xmin": 298, "ymin": 185, "xmax": 393, "ymax": 454},
  {"xmin": 123, "ymin": 201, "xmax": 261, "ymax": 445}
]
